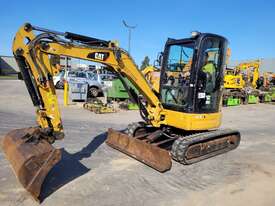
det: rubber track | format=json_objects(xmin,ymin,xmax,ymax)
[{"xmin": 171, "ymin": 129, "xmax": 241, "ymax": 165}]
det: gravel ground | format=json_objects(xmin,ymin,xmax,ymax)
[{"xmin": 0, "ymin": 80, "xmax": 275, "ymax": 206}]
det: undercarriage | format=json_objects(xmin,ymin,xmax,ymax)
[{"xmin": 106, "ymin": 122, "xmax": 241, "ymax": 172}]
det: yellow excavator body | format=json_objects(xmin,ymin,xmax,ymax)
[{"xmin": 1, "ymin": 23, "xmax": 240, "ymax": 201}]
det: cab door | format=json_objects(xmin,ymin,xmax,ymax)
[{"xmin": 194, "ymin": 36, "xmax": 228, "ymax": 113}]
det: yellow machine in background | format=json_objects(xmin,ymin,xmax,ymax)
[
  {"xmin": 224, "ymin": 68, "xmax": 245, "ymax": 89},
  {"xmin": 258, "ymin": 72, "xmax": 275, "ymax": 102},
  {"xmin": 223, "ymin": 47, "xmax": 245, "ymax": 89},
  {"xmin": 223, "ymin": 60, "xmax": 261, "ymax": 105},
  {"xmin": 141, "ymin": 65, "xmax": 160, "ymax": 92},
  {"xmin": 236, "ymin": 60, "xmax": 260, "ymax": 89},
  {"xmin": 224, "ymin": 60, "xmax": 260, "ymax": 90},
  {"xmin": 1, "ymin": 23, "xmax": 240, "ymax": 201},
  {"xmin": 141, "ymin": 54, "xmax": 193, "ymax": 93},
  {"xmin": 262, "ymin": 72, "xmax": 275, "ymax": 90}
]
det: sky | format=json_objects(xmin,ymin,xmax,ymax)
[{"xmin": 1, "ymin": 0, "xmax": 275, "ymax": 66}]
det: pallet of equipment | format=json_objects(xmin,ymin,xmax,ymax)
[{"xmin": 83, "ymin": 101, "xmax": 116, "ymax": 114}]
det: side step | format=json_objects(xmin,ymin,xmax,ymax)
[{"xmin": 106, "ymin": 129, "xmax": 172, "ymax": 172}]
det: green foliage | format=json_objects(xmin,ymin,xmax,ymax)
[{"xmin": 140, "ymin": 56, "xmax": 150, "ymax": 70}]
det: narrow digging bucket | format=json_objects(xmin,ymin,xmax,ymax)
[
  {"xmin": 1, "ymin": 127, "xmax": 61, "ymax": 201},
  {"xmin": 106, "ymin": 129, "xmax": 172, "ymax": 172}
]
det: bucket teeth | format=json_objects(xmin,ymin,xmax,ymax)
[
  {"xmin": 1, "ymin": 127, "xmax": 61, "ymax": 201},
  {"xmin": 106, "ymin": 129, "xmax": 172, "ymax": 172}
]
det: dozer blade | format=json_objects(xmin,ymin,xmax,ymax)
[
  {"xmin": 1, "ymin": 127, "xmax": 61, "ymax": 201},
  {"xmin": 106, "ymin": 129, "xmax": 172, "ymax": 172}
]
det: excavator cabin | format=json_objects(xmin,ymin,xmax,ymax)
[{"xmin": 160, "ymin": 33, "xmax": 227, "ymax": 118}]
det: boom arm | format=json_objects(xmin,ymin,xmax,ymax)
[{"xmin": 13, "ymin": 23, "xmax": 163, "ymax": 140}]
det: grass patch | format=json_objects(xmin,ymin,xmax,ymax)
[{"xmin": 0, "ymin": 75, "xmax": 18, "ymax": 80}]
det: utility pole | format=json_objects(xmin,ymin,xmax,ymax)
[{"xmin": 122, "ymin": 20, "xmax": 137, "ymax": 54}]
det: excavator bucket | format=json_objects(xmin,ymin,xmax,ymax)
[
  {"xmin": 1, "ymin": 127, "xmax": 61, "ymax": 201},
  {"xmin": 106, "ymin": 129, "xmax": 172, "ymax": 172}
]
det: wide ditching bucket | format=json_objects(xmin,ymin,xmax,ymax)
[
  {"xmin": 106, "ymin": 129, "xmax": 172, "ymax": 172},
  {"xmin": 1, "ymin": 127, "xmax": 61, "ymax": 201}
]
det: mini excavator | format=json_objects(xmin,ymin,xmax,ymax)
[{"xmin": 1, "ymin": 23, "xmax": 240, "ymax": 201}]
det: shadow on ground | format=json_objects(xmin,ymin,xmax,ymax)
[{"xmin": 39, "ymin": 132, "xmax": 108, "ymax": 202}]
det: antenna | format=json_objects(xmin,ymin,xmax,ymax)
[{"xmin": 122, "ymin": 20, "xmax": 137, "ymax": 54}]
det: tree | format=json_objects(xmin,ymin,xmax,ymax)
[{"xmin": 140, "ymin": 56, "xmax": 150, "ymax": 70}]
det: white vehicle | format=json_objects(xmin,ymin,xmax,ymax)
[
  {"xmin": 53, "ymin": 70, "xmax": 115, "ymax": 97},
  {"xmin": 53, "ymin": 70, "xmax": 65, "ymax": 89}
]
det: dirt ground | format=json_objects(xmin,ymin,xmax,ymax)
[{"xmin": 0, "ymin": 80, "xmax": 275, "ymax": 206}]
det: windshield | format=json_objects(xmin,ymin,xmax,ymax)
[
  {"xmin": 161, "ymin": 41, "xmax": 195, "ymax": 109},
  {"xmin": 167, "ymin": 42, "xmax": 194, "ymax": 72}
]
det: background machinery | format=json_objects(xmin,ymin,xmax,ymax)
[
  {"xmin": 106, "ymin": 77, "xmax": 140, "ymax": 110},
  {"xmin": 223, "ymin": 60, "xmax": 260, "ymax": 105},
  {"xmin": 258, "ymin": 71, "xmax": 275, "ymax": 102},
  {"xmin": 223, "ymin": 67, "xmax": 245, "ymax": 106},
  {"xmin": 1, "ymin": 23, "xmax": 240, "ymax": 201},
  {"xmin": 141, "ymin": 65, "xmax": 160, "ymax": 92}
]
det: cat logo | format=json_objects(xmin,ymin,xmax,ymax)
[
  {"xmin": 95, "ymin": 53, "xmax": 104, "ymax": 60},
  {"xmin": 87, "ymin": 52, "xmax": 109, "ymax": 61}
]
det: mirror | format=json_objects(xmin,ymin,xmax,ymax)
[{"xmin": 154, "ymin": 52, "xmax": 163, "ymax": 67}]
